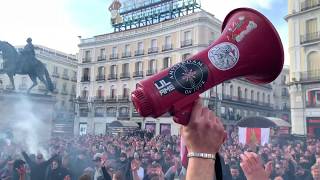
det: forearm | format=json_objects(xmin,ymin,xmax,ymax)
[
  {"xmin": 186, "ymin": 158, "xmax": 215, "ymax": 180},
  {"xmin": 132, "ymin": 171, "xmax": 141, "ymax": 180}
]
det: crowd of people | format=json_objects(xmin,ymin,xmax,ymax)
[{"xmin": 0, "ymin": 102, "xmax": 319, "ymax": 180}]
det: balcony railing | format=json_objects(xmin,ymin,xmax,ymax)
[
  {"xmin": 306, "ymin": 103, "xmax": 320, "ymax": 108},
  {"xmin": 81, "ymin": 76, "xmax": 90, "ymax": 82},
  {"xmin": 52, "ymin": 72, "xmax": 60, "ymax": 78},
  {"xmin": 71, "ymin": 76, "xmax": 77, "ymax": 82},
  {"xmin": 120, "ymin": 72, "xmax": 130, "ymax": 79},
  {"xmin": 106, "ymin": 112, "xmax": 117, "ymax": 117},
  {"xmin": 119, "ymin": 112, "xmax": 130, "ymax": 117},
  {"xmin": 148, "ymin": 47, "xmax": 158, "ymax": 54},
  {"xmin": 223, "ymin": 95, "xmax": 272, "ymax": 107},
  {"xmin": 110, "ymin": 54, "xmax": 119, "ymax": 60},
  {"xmin": 82, "ymin": 57, "xmax": 92, "ymax": 63},
  {"xmin": 162, "ymin": 44, "xmax": 173, "ymax": 51},
  {"xmin": 77, "ymin": 96, "xmax": 88, "ymax": 102},
  {"xmin": 133, "ymin": 71, "xmax": 143, "ymax": 78},
  {"xmin": 181, "ymin": 39, "xmax": 193, "ymax": 47},
  {"xmin": 94, "ymin": 96, "xmax": 105, "ymax": 102},
  {"xmin": 62, "ymin": 75, "xmax": 69, "ymax": 80},
  {"xmin": 118, "ymin": 95, "xmax": 130, "ymax": 102},
  {"xmin": 146, "ymin": 69, "xmax": 157, "ymax": 76},
  {"xmin": 300, "ymin": 31, "xmax": 320, "ymax": 44},
  {"xmin": 97, "ymin": 55, "xmax": 107, "ymax": 61},
  {"xmin": 96, "ymin": 75, "xmax": 106, "ymax": 81},
  {"xmin": 299, "ymin": 70, "xmax": 320, "ymax": 82},
  {"xmin": 135, "ymin": 50, "xmax": 144, "ymax": 56},
  {"xmin": 122, "ymin": 52, "xmax": 132, "ymax": 58},
  {"xmin": 108, "ymin": 74, "xmax": 118, "ymax": 80},
  {"xmin": 105, "ymin": 96, "xmax": 117, "ymax": 102},
  {"xmin": 301, "ymin": 0, "xmax": 320, "ymax": 11}
]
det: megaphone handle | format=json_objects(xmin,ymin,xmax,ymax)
[
  {"xmin": 173, "ymin": 104, "xmax": 194, "ymax": 125},
  {"xmin": 172, "ymin": 95, "xmax": 199, "ymax": 125}
]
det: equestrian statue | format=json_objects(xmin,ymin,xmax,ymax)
[{"xmin": 0, "ymin": 38, "xmax": 54, "ymax": 93}]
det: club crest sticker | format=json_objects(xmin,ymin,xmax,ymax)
[
  {"xmin": 226, "ymin": 16, "xmax": 257, "ymax": 42},
  {"xmin": 154, "ymin": 60, "xmax": 208, "ymax": 96},
  {"xmin": 208, "ymin": 42, "xmax": 239, "ymax": 71}
]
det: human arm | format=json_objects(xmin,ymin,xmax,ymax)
[
  {"xmin": 183, "ymin": 100, "xmax": 226, "ymax": 180},
  {"xmin": 21, "ymin": 151, "xmax": 33, "ymax": 166},
  {"xmin": 240, "ymin": 152, "xmax": 272, "ymax": 180},
  {"xmin": 131, "ymin": 160, "xmax": 141, "ymax": 180}
]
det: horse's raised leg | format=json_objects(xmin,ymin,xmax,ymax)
[
  {"xmin": 8, "ymin": 74, "xmax": 15, "ymax": 90},
  {"xmin": 27, "ymin": 74, "xmax": 37, "ymax": 94},
  {"xmin": 38, "ymin": 74, "xmax": 48, "ymax": 95}
]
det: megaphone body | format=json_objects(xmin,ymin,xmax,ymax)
[{"xmin": 132, "ymin": 8, "xmax": 284, "ymax": 125}]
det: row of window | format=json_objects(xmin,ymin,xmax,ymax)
[
  {"xmin": 52, "ymin": 66, "xmax": 77, "ymax": 80},
  {"xmin": 210, "ymin": 85, "xmax": 272, "ymax": 104},
  {"xmin": 81, "ymin": 58, "xmax": 174, "ymax": 81},
  {"xmin": 220, "ymin": 106, "xmax": 276, "ymax": 121},
  {"xmin": 82, "ymin": 31, "xmax": 192, "ymax": 62},
  {"xmin": 79, "ymin": 106, "xmax": 131, "ymax": 117}
]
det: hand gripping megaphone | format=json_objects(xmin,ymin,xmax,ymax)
[{"xmin": 131, "ymin": 8, "xmax": 284, "ymax": 125}]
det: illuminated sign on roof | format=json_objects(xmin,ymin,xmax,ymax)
[{"xmin": 110, "ymin": 0, "xmax": 201, "ymax": 32}]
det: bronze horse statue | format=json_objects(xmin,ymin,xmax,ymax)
[{"xmin": 0, "ymin": 41, "xmax": 54, "ymax": 93}]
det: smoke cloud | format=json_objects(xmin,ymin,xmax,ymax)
[{"xmin": 2, "ymin": 94, "xmax": 52, "ymax": 158}]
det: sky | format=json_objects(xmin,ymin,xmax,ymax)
[{"xmin": 0, "ymin": 0, "xmax": 289, "ymax": 65}]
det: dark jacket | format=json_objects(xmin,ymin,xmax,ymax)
[
  {"xmin": 45, "ymin": 167, "xmax": 69, "ymax": 180},
  {"xmin": 22, "ymin": 151, "xmax": 57, "ymax": 180}
]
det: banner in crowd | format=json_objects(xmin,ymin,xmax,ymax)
[{"xmin": 238, "ymin": 127, "xmax": 270, "ymax": 145}]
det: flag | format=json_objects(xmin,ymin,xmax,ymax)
[{"xmin": 238, "ymin": 127, "xmax": 270, "ymax": 145}]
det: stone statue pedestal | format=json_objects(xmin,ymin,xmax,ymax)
[{"xmin": 0, "ymin": 91, "xmax": 56, "ymax": 152}]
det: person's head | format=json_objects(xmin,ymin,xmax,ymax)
[
  {"xmin": 79, "ymin": 174, "xmax": 91, "ymax": 180},
  {"xmin": 120, "ymin": 152, "xmax": 127, "ymax": 162},
  {"xmin": 133, "ymin": 152, "xmax": 140, "ymax": 160},
  {"xmin": 26, "ymin": 37, "xmax": 32, "ymax": 43},
  {"xmin": 36, "ymin": 153, "xmax": 44, "ymax": 164},
  {"xmin": 92, "ymin": 153, "xmax": 102, "ymax": 167},
  {"xmin": 230, "ymin": 165, "xmax": 239, "ymax": 178},
  {"xmin": 112, "ymin": 170, "xmax": 124, "ymax": 180},
  {"xmin": 311, "ymin": 164, "xmax": 320, "ymax": 180},
  {"xmin": 51, "ymin": 160, "xmax": 59, "ymax": 170},
  {"xmin": 13, "ymin": 159, "xmax": 25, "ymax": 171},
  {"xmin": 147, "ymin": 161, "xmax": 163, "ymax": 178},
  {"xmin": 83, "ymin": 167, "xmax": 94, "ymax": 178},
  {"xmin": 274, "ymin": 163, "xmax": 283, "ymax": 176},
  {"xmin": 274, "ymin": 176, "xmax": 284, "ymax": 180}
]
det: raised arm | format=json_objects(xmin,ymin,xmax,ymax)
[{"xmin": 183, "ymin": 100, "xmax": 226, "ymax": 180}]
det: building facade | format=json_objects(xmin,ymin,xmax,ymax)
[
  {"xmin": 75, "ymin": 0, "xmax": 291, "ymax": 136},
  {"xmin": 0, "ymin": 45, "xmax": 78, "ymax": 136},
  {"xmin": 75, "ymin": 9, "xmax": 221, "ymax": 136},
  {"xmin": 286, "ymin": 0, "xmax": 320, "ymax": 137},
  {"xmin": 205, "ymin": 66, "xmax": 290, "ymax": 126}
]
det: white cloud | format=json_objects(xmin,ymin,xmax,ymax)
[{"xmin": 0, "ymin": 0, "xmax": 86, "ymax": 54}]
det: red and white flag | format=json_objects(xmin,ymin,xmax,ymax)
[{"xmin": 238, "ymin": 127, "xmax": 270, "ymax": 145}]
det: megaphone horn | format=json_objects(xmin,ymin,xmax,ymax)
[{"xmin": 131, "ymin": 8, "xmax": 284, "ymax": 125}]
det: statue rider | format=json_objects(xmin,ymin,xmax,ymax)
[
  {"xmin": 18, "ymin": 37, "xmax": 35, "ymax": 73},
  {"xmin": 23, "ymin": 37, "xmax": 35, "ymax": 57}
]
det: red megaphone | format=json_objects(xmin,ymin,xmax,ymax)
[{"xmin": 131, "ymin": 8, "xmax": 284, "ymax": 125}]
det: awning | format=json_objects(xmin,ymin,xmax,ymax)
[
  {"xmin": 108, "ymin": 120, "xmax": 139, "ymax": 128},
  {"xmin": 237, "ymin": 116, "xmax": 291, "ymax": 128},
  {"xmin": 266, "ymin": 117, "xmax": 291, "ymax": 128}
]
